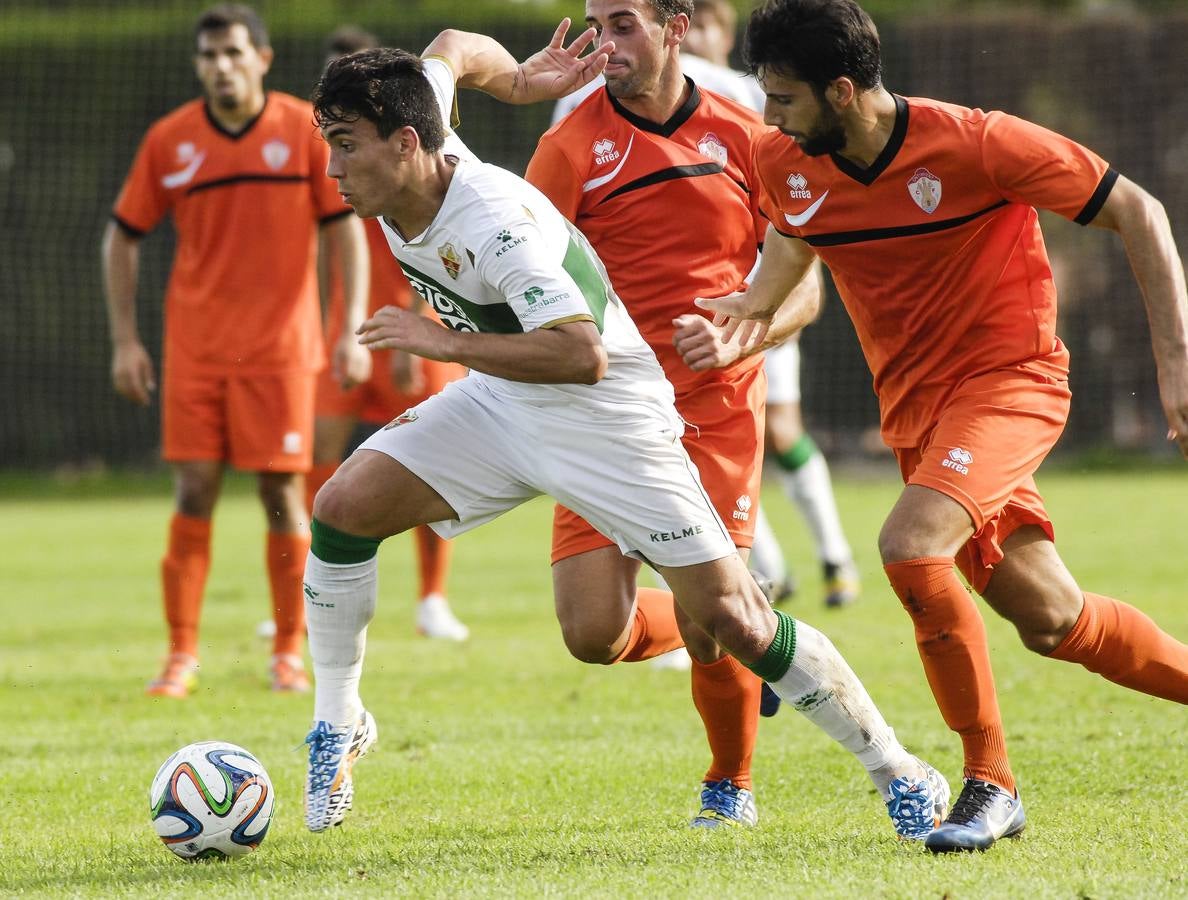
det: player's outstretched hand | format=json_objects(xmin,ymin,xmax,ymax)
[
  {"xmin": 358, "ymin": 305, "xmax": 454, "ymax": 362},
  {"xmin": 694, "ymin": 291, "xmax": 773, "ymax": 353},
  {"xmin": 672, "ymin": 314, "xmax": 743, "ymax": 372},
  {"xmin": 510, "ymin": 18, "xmax": 614, "ymax": 103},
  {"xmin": 111, "ymin": 339, "xmax": 156, "ymax": 406},
  {"xmin": 333, "ymin": 333, "xmax": 373, "ymax": 390}
]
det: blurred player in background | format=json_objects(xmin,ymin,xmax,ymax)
[
  {"xmin": 702, "ymin": 0, "xmax": 1188, "ymax": 853},
  {"xmin": 309, "ymin": 25, "xmax": 469, "ymax": 641},
  {"xmin": 299, "ymin": 34, "xmax": 947, "ymax": 839},
  {"xmin": 101, "ymin": 4, "xmax": 370, "ymax": 697}
]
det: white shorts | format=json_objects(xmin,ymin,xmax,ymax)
[
  {"xmin": 764, "ymin": 340, "xmax": 801, "ymax": 405},
  {"xmin": 359, "ymin": 377, "xmax": 736, "ymax": 567}
]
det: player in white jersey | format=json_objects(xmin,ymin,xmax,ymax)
[{"xmin": 298, "ymin": 25, "xmax": 948, "ymax": 839}]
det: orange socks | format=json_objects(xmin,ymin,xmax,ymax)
[
  {"xmin": 268, "ymin": 531, "xmax": 312, "ymax": 657},
  {"xmin": 884, "ymin": 557, "xmax": 1014, "ymax": 792},
  {"xmin": 160, "ymin": 513, "xmax": 212, "ymax": 657},
  {"xmin": 414, "ymin": 525, "xmax": 453, "ymax": 600},
  {"xmin": 304, "ymin": 462, "xmax": 338, "ymax": 519},
  {"xmin": 692, "ymin": 655, "xmax": 760, "ymax": 790},
  {"xmin": 611, "ymin": 588, "xmax": 685, "ymax": 663},
  {"xmin": 1049, "ymin": 592, "xmax": 1188, "ymax": 702}
]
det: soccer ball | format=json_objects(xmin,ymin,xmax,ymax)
[{"xmin": 149, "ymin": 741, "xmax": 275, "ymax": 860}]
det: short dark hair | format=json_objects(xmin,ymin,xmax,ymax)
[
  {"xmin": 744, "ymin": 0, "xmax": 881, "ymax": 92},
  {"xmin": 312, "ymin": 48, "xmax": 446, "ymax": 151},
  {"xmin": 324, "ymin": 24, "xmax": 380, "ymax": 59},
  {"xmin": 195, "ymin": 4, "xmax": 269, "ymax": 50},
  {"xmin": 646, "ymin": 0, "xmax": 695, "ymax": 25}
]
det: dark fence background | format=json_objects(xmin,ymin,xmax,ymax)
[{"xmin": 2, "ymin": 2, "xmax": 1186, "ymax": 468}]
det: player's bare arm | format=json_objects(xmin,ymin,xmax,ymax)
[
  {"xmin": 100, "ymin": 220, "xmax": 155, "ymax": 406},
  {"xmin": 323, "ymin": 214, "xmax": 373, "ymax": 390},
  {"xmin": 422, "ymin": 21, "xmax": 612, "ymax": 105},
  {"xmin": 359, "ymin": 308, "xmax": 607, "ymax": 384},
  {"xmin": 695, "ymin": 225, "xmax": 820, "ymax": 348},
  {"xmin": 1089, "ymin": 174, "xmax": 1188, "ymax": 455}
]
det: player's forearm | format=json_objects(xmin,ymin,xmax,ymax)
[
  {"xmin": 751, "ymin": 226, "xmax": 819, "ymax": 323},
  {"xmin": 327, "ymin": 215, "xmax": 370, "ymax": 333},
  {"xmin": 755, "ymin": 265, "xmax": 823, "ymax": 354},
  {"xmin": 422, "ymin": 30, "xmax": 519, "ymax": 100},
  {"xmin": 441, "ymin": 322, "xmax": 607, "ymax": 384},
  {"xmin": 101, "ymin": 221, "xmax": 143, "ymax": 346},
  {"xmin": 1120, "ymin": 201, "xmax": 1188, "ymax": 370}
]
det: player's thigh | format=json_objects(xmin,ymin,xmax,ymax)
[
  {"xmin": 980, "ymin": 525, "xmax": 1083, "ymax": 653},
  {"xmin": 675, "ymin": 366, "xmax": 766, "ymax": 549},
  {"xmin": 353, "ymin": 380, "xmax": 540, "ymax": 541},
  {"xmin": 226, "ymin": 372, "xmax": 316, "ymax": 473},
  {"xmin": 314, "ymin": 449, "xmax": 456, "ymax": 538},
  {"xmin": 551, "ymin": 546, "xmax": 642, "ymax": 663},
  {"xmin": 162, "ymin": 368, "xmax": 229, "ymax": 464}
]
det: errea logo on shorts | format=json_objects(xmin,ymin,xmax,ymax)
[
  {"xmin": 787, "ymin": 172, "xmax": 812, "ymax": 200},
  {"xmin": 943, "ymin": 447, "xmax": 973, "ymax": 475},
  {"xmin": 733, "ymin": 494, "xmax": 752, "ymax": 521},
  {"xmin": 592, "ymin": 139, "xmax": 620, "ymax": 165}
]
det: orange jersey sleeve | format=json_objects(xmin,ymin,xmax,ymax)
[{"xmin": 113, "ymin": 126, "xmax": 173, "ymax": 235}]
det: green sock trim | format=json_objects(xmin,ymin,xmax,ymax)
[
  {"xmin": 748, "ymin": 610, "xmax": 797, "ymax": 683},
  {"xmin": 310, "ymin": 518, "xmax": 381, "ymax": 564},
  {"xmin": 776, "ymin": 434, "xmax": 818, "ymax": 472}
]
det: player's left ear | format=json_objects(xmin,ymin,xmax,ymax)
[
  {"xmin": 666, "ymin": 12, "xmax": 690, "ymax": 47},
  {"xmin": 827, "ymin": 77, "xmax": 856, "ymax": 108}
]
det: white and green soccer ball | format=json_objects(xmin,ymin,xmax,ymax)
[{"xmin": 149, "ymin": 741, "xmax": 274, "ymax": 860}]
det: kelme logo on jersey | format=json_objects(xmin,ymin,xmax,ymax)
[
  {"xmin": 732, "ymin": 494, "xmax": 752, "ymax": 521},
  {"xmin": 405, "ymin": 273, "xmax": 478, "ymax": 332},
  {"xmin": 437, "ymin": 242, "xmax": 463, "ymax": 280},
  {"xmin": 787, "ymin": 172, "xmax": 812, "ymax": 200},
  {"xmin": 262, "ymin": 139, "xmax": 290, "ymax": 171},
  {"xmin": 942, "ymin": 446, "xmax": 973, "ymax": 475},
  {"xmin": 697, "ymin": 132, "xmax": 728, "ymax": 167},
  {"xmin": 908, "ymin": 167, "xmax": 942, "ymax": 214},
  {"xmin": 592, "ymin": 138, "xmax": 620, "ymax": 165},
  {"xmin": 383, "ymin": 409, "xmax": 420, "ymax": 430},
  {"xmin": 495, "ymin": 229, "xmax": 528, "ymax": 257}
]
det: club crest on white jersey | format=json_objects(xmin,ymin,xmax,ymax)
[
  {"xmin": 908, "ymin": 167, "xmax": 942, "ymax": 214},
  {"xmin": 262, "ymin": 139, "xmax": 290, "ymax": 171},
  {"xmin": 437, "ymin": 242, "xmax": 463, "ymax": 280},
  {"xmin": 697, "ymin": 132, "xmax": 727, "ymax": 167}
]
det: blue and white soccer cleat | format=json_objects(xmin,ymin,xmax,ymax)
[
  {"xmin": 690, "ymin": 779, "xmax": 758, "ymax": 828},
  {"xmin": 925, "ymin": 778, "xmax": 1025, "ymax": 853},
  {"xmin": 304, "ymin": 709, "xmax": 377, "ymax": 832},
  {"xmin": 884, "ymin": 764, "xmax": 951, "ymax": 840}
]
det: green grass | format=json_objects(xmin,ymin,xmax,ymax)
[{"xmin": 1, "ymin": 469, "xmax": 1186, "ymax": 898}]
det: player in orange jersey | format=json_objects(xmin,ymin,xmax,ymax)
[
  {"xmin": 700, "ymin": 0, "xmax": 1188, "ymax": 853},
  {"xmin": 438, "ymin": 5, "xmax": 952, "ymax": 835},
  {"xmin": 101, "ymin": 4, "xmax": 371, "ymax": 697},
  {"xmin": 308, "ymin": 26, "xmax": 470, "ymax": 641}
]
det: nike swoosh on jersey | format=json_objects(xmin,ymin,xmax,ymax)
[
  {"xmin": 784, "ymin": 190, "xmax": 829, "ymax": 227},
  {"xmin": 582, "ymin": 135, "xmax": 635, "ymax": 193},
  {"xmin": 162, "ymin": 153, "xmax": 207, "ymax": 189}
]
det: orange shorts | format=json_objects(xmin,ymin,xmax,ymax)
[
  {"xmin": 162, "ymin": 368, "xmax": 316, "ymax": 472},
  {"xmin": 551, "ymin": 364, "xmax": 766, "ymax": 564},
  {"xmin": 894, "ymin": 361, "xmax": 1071, "ymax": 593},
  {"xmin": 316, "ymin": 348, "xmax": 466, "ymax": 424}
]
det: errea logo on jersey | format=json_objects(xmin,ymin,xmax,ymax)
[
  {"xmin": 787, "ymin": 173, "xmax": 812, "ymax": 200},
  {"xmin": 732, "ymin": 494, "xmax": 752, "ymax": 521},
  {"xmin": 592, "ymin": 139, "xmax": 620, "ymax": 165},
  {"xmin": 943, "ymin": 447, "xmax": 973, "ymax": 475}
]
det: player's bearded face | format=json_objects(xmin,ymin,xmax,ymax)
[
  {"xmin": 588, "ymin": 1, "xmax": 666, "ymax": 100},
  {"xmin": 794, "ymin": 93, "xmax": 847, "ymax": 157},
  {"xmin": 194, "ymin": 24, "xmax": 270, "ymax": 112}
]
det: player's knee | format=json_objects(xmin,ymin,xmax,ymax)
[
  {"xmin": 877, "ymin": 521, "xmax": 941, "ymax": 564},
  {"xmin": 310, "ymin": 475, "xmax": 359, "ymax": 533},
  {"xmin": 174, "ymin": 478, "xmax": 218, "ymax": 518},
  {"xmin": 557, "ymin": 622, "xmax": 619, "ymax": 665},
  {"xmin": 1016, "ymin": 602, "xmax": 1081, "ymax": 655}
]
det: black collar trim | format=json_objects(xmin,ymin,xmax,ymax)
[
  {"xmin": 204, "ymin": 93, "xmax": 269, "ymax": 141},
  {"xmin": 830, "ymin": 94, "xmax": 909, "ymax": 186},
  {"xmin": 607, "ymin": 77, "xmax": 700, "ymax": 137}
]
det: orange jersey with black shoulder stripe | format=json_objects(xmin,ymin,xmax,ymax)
[
  {"xmin": 755, "ymin": 95, "xmax": 1116, "ymax": 446},
  {"xmin": 113, "ymin": 92, "xmax": 351, "ymax": 375},
  {"xmin": 527, "ymin": 81, "xmax": 770, "ymax": 394}
]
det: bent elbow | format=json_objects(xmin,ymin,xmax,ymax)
[{"xmin": 578, "ymin": 346, "xmax": 608, "ymax": 384}]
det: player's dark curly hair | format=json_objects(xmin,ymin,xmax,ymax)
[
  {"xmin": 646, "ymin": 0, "xmax": 694, "ymax": 24},
  {"xmin": 312, "ymin": 48, "xmax": 446, "ymax": 151},
  {"xmin": 744, "ymin": 0, "xmax": 882, "ymax": 92},
  {"xmin": 195, "ymin": 4, "xmax": 269, "ymax": 50}
]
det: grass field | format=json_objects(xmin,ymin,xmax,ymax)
[{"xmin": 1, "ymin": 468, "xmax": 1185, "ymax": 898}]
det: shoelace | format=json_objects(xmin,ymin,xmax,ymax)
[
  {"xmin": 946, "ymin": 779, "xmax": 999, "ymax": 826},
  {"xmin": 885, "ymin": 779, "xmax": 934, "ymax": 837},
  {"xmin": 304, "ymin": 723, "xmax": 348, "ymax": 794},
  {"xmin": 700, "ymin": 780, "xmax": 745, "ymax": 817}
]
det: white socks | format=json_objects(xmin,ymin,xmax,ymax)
[
  {"xmin": 304, "ymin": 553, "xmax": 377, "ymax": 728},
  {"xmin": 781, "ymin": 451, "xmax": 853, "ymax": 566},
  {"xmin": 767, "ymin": 618, "xmax": 911, "ymax": 794}
]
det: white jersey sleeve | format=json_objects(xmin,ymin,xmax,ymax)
[{"xmin": 422, "ymin": 56, "xmax": 476, "ymax": 161}]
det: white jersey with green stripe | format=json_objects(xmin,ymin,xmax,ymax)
[{"xmin": 375, "ymin": 60, "xmax": 677, "ymax": 423}]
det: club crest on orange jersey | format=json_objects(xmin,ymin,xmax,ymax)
[
  {"xmin": 262, "ymin": 139, "xmax": 291, "ymax": 171},
  {"xmin": 697, "ymin": 132, "xmax": 727, "ymax": 167},
  {"xmin": 437, "ymin": 242, "xmax": 462, "ymax": 280},
  {"xmin": 908, "ymin": 168, "xmax": 942, "ymax": 214}
]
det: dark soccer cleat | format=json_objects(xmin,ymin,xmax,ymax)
[
  {"xmin": 759, "ymin": 682, "xmax": 782, "ymax": 718},
  {"xmin": 925, "ymin": 778, "xmax": 1025, "ymax": 853}
]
